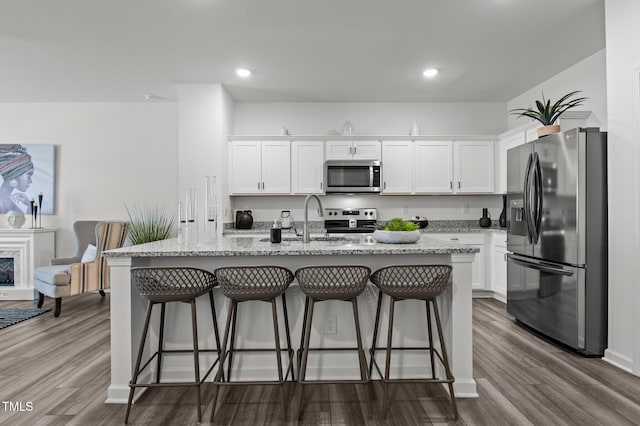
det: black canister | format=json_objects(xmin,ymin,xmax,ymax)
[
  {"xmin": 270, "ymin": 220, "xmax": 282, "ymax": 243},
  {"xmin": 479, "ymin": 208, "xmax": 492, "ymax": 228}
]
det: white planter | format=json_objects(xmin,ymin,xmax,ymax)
[{"xmin": 373, "ymin": 230, "xmax": 420, "ymax": 244}]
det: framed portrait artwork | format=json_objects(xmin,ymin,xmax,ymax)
[{"xmin": 0, "ymin": 144, "xmax": 56, "ymax": 215}]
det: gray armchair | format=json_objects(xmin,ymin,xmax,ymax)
[{"xmin": 34, "ymin": 221, "xmax": 129, "ymax": 317}]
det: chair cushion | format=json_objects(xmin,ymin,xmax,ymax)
[{"xmin": 34, "ymin": 265, "xmax": 72, "ymax": 286}]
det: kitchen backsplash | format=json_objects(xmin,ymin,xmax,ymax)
[{"xmin": 229, "ymin": 194, "xmax": 502, "ymax": 224}]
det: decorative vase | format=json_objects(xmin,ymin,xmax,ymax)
[
  {"xmin": 410, "ymin": 121, "xmax": 420, "ymax": 136},
  {"xmin": 499, "ymin": 195, "xmax": 507, "ymax": 228},
  {"xmin": 6, "ymin": 210, "xmax": 25, "ymax": 229},
  {"xmin": 184, "ymin": 188, "xmax": 198, "ymax": 246},
  {"xmin": 537, "ymin": 124, "xmax": 561, "ymax": 138},
  {"xmin": 204, "ymin": 176, "xmax": 217, "ymax": 244},
  {"xmin": 342, "ymin": 120, "xmax": 354, "ymax": 135},
  {"xmin": 479, "ymin": 208, "xmax": 491, "ymax": 228}
]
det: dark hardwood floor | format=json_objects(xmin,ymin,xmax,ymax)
[{"xmin": 2, "ymin": 293, "xmax": 640, "ymax": 425}]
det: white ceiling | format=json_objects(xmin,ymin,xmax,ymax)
[{"xmin": 0, "ymin": 0, "xmax": 605, "ymax": 103}]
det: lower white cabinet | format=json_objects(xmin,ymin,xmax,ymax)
[
  {"xmin": 428, "ymin": 233, "xmax": 486, "ymax": 291},
  {"xmin": 489, "ymin": 233, "xmax": 508, "ymax": 302}
]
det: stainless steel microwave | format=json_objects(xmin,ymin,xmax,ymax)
[{"xmin": 324, "ymin": 160, "xmax": 382, "ymax": 193}]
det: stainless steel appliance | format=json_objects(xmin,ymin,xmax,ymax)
[
  {"xmin": 324, "ymin": 160, "xmax": 381, "ymax": 193},
  {"xmin": 324, "ymin": 208, "xmax": 377, "ymax": 234},
  {"xmin": 506, "ymin": 127, "xmax": 607, "ymax": 356}
]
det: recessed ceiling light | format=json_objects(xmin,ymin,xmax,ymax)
[
  {"xmin": 423, "ymin": 68, "xmax": 438, "ymax": 78},
  {"xmin": 236, "ymin": 68, "xmax": 252, "ymax": 77}
]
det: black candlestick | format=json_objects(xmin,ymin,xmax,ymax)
[
  {"xmin": 30, "ymin": 199, "xmax": 36, "ymax": 228},
  {"xmin": 38, "ymin": 193, "xmax": 43, "ymax": 228}
]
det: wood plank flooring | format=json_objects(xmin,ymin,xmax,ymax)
[{"xmin": 1, "ymin": 293, "xmax": 640, "ymax": 425}]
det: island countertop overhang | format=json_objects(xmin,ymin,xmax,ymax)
[{"xmin": 103, "ymin": 234, "xmax": 479, "ymax": 258}]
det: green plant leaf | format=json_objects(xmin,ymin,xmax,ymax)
[
  {"xmin": 125, "ymin": 204, "xmax": 174, "ymax": 245},
  {"xmin": 509, "ymin": 90, "xmax": 588, "ymax": 126}
]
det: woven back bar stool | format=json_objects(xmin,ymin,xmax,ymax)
[
  {"xmin": 295, "ymin": 265, "xmax": 372, "ymax": 420},
  {"xmin": 210, "ymin": 266, "xmax": 295, "ymax": 421},
  {"xmin": 125, "ymin": 267, "xmax": 222, "ymax": 424},
  {"xmin": 369, "ymin": 264, "xmax": 458, "ymax": 420}
]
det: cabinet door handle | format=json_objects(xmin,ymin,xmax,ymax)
[
  {"xmin": 262, "ymin": 182, "xmax": 265, "ymax": 190},
  {"xmin": 258, "ymin": 182, "xmax": 261, "ymax": 190},
  {"xmin": 450, "ymin": 237, "xmax": 459, "ymax": 241},
  {"xmin": 348, "ymin": 146, "xmax": 352, "ymax": 155},
  {"xmin": 458, "ymin": 181, "xmax": 461, "ymax": 189},
  {"xmin": 449, "ymin": 181, "xmax": 453, "ymax": 189},
  {"xmin": 320, "ymin": 182, "xmax": 323, "ymax": 190},
  {"xmin": 354, "ymin": 146, "xmax": 357, "ymax": 155},
  {"xmin": 383, "ymin": 182, "xmax": 387, "ymax": 190}
]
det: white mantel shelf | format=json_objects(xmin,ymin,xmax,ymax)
[{"xmin": 0, "ymin": 228, "xmax": 56, "ymax": 300}]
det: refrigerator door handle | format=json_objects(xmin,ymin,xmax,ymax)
[
  {"xmin": 507, "ymin": 253, "xmax": 574, "ymax": 277},
  {"xmin": 523, "ymin": 153, "xmax": 534, "ymax": 244},
  {"xmin": 533, "ymin": 152, "xmax": 543, "ymax": 244}
]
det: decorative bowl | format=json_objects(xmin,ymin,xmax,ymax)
[{"xmin": 373, "ymin": 230, "xmax": 420, "ymax": 244}]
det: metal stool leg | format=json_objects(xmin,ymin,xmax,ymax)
[
  {"xmin": 432, "ymin": 298, "xmax": 459, "ymax": 420},
  {"xmin": 208, "ymin": 290, "xmax": 222, "ymax": 362},
  {"xmin": 211, "ymin": 299, "xmax": 236, "ymax": 421},
  {"xmin": 227, "ymin": 302, "xmax": 239, "ymax": 381},
  {"xmin": 189, "ymin": 299, "xmax": 202, "ymax": 422},
  {"xmin": 369, "ymin": 289, "xmax": 383, "ymax": 378},
  {"xmin": 156, "ymin": 302, "xmax": 166, "ymax": 383},
  {"xmin": 125, "ymin": 300, "xmax": 154, "ymax": 424},
  {"xmin": 281, "ymin": 293, "xmax": 295, "ymax": 381},
  {"xmin": 383, "ymin": 296, "xmax": 396, "ymax": 418},
  {"xmin": 426, "ymin": 300, "xmax": 436, "ymax": 379},
  {"xmin": 297, "ymin": 297, "xmax": 315, "ymax": 421},
  {"xmin": 297, "ymin": 296, "xmax": 310, "ymax": 376}
]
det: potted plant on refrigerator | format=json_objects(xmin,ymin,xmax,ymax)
[{"xmin": 509, "ymin": 90, "xmax": 588, "ymax": 138}]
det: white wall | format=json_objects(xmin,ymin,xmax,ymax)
[
  {"xmin": 507, "ymin": 49, "xmax": 607, "ymax": 130},
  {"xmin": 234, "ymin": 102, "xmax": 507, "ymax": 136},
  {"xmin": 603, "ymin": 0, "xmax": 640, "ymax": 374},
  {"xmin": 0, "ymin": 102, "xmax": 178, "ymax": 257}
]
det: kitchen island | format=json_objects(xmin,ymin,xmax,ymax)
[{"xmin": 103, "ymin": 234, "xmax": 479, "ymax": 404}]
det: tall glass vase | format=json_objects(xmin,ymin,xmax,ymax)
[
  {"xmin": 177, "ymin": 202, "xmax": 186, "ymax": 246},
  {"xmin": 184, "ymin": 187, "xmax": 198, "ymax": 246},
  {"xmin": 204, "ymin": 176, "xmax": 217, "ymax": 244}
]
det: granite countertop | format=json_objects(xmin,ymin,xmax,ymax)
[
  {"xmin": 104, "ymin": 234, "xmax": 479, "ymax": 258},
  {"xmin": 223, "ymin": 220, "xmax": 507, "ymax": 235}
]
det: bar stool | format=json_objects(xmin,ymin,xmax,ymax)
[
  {"xmin": 369, "ymin": 264, "xmax": 458, "ymax": 419},
  {"xmin": 295, "ymin": 265, "xmax": 371, "ymax": 419},
  {"xmin": 211, "ymin": 266, "xmax": 295, "ymax": 420},
  {"xmin": 125, "ymin": 267, "xmax": 222, "ymax": 424}
]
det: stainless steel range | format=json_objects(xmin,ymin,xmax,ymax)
[{"xmin": 324, "ymin": 208, "xmax": 377, "ymax": 234}]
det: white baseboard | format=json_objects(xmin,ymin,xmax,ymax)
[{"xmin": 603, "ymin": 349, "xmax": 634, "ymax": 373}]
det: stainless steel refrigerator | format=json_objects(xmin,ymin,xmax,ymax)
[{"xmin": 506, "ymin": 127, "xmax": 607, "ymax": 356}]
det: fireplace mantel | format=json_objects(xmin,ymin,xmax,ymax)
[{"xmin": 0, "ymin": 228, "xmax": 56, "ymax": 300}]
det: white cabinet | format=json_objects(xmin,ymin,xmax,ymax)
[
  {"xmin": 230, "ymin": 140, "xmax": 291, "ymax": 194},
  {"xmin": 292, "ymin": 141, "xmax": 324, "ymax": 194},
  {"xmin": 412, "ymin": 140, "xmax": 494, "ymax": 194},
  {"xmin": 428, "ymin": 233, "xmax": 486, "ymax": 291},
  {"xmin": 381, "ymin": 141, "xmax": 413, "ymax": 194},
  {"xmin": 496, "ymin": 130, "xmax": 527, "ymax": 194},
  {"xmin": 489, "ymin": 233, "xmax": 508, "ymax": 302},
  {"xmin": 325, "ymin": 140, "xmax": 381, "ymax": 160},
  {"xmin": 454, "ymin": 141, "xmax": 495, "ymax": 193},
  {"xmin": 414, "ymin": 141, "xmax": 453, "ymax": 193}
]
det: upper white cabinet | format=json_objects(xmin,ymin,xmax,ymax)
[
  {"xmin": 230, "ymin": 140, "xmax": 291, "ymax": 195},
  {"xmin": 414, "ymin": 141, "xmax": 454, "ymax": 193},
  {"xmin": 383, "ymin": 140, "xmax": 494, "ymax": 194},
  {"xmin": 292, "ymin": 140, "xmax": 324, "ymax": 194},
  {"xmin": 381, "ymin": 141, "xmax": 413, "ymax": 194},
  {"xmin": 454, "ymin": 141, "xmax": 495, "ymax": 193},
  {"xmin": 325, "ymin": 140, "xmax": 381, "ymax": 160}
]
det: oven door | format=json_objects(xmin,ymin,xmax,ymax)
[{"xmin": 325, "ymin": 161, "xmax": 381, "ymax": 193}]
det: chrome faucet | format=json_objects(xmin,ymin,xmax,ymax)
[{"xmin": 303, "ymin": 194, "xmax": 324, "ymax": 243}]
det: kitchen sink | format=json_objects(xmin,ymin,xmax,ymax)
[{"xmin": 259, "ymin": 236, "xmax": 349, "ymax": 242}]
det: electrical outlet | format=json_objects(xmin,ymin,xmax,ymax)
[
  {"xmin": 461, "ymin": 204, "xmax": 469, "ymax": 215},
  {"xmin": 323, "ymin": 315, "xmax": 337, "ymax": 335}
]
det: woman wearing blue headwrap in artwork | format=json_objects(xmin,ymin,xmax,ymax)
[{"xmin": 0, "ymin": 145, "xmax": 34, "ymax": 214}]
